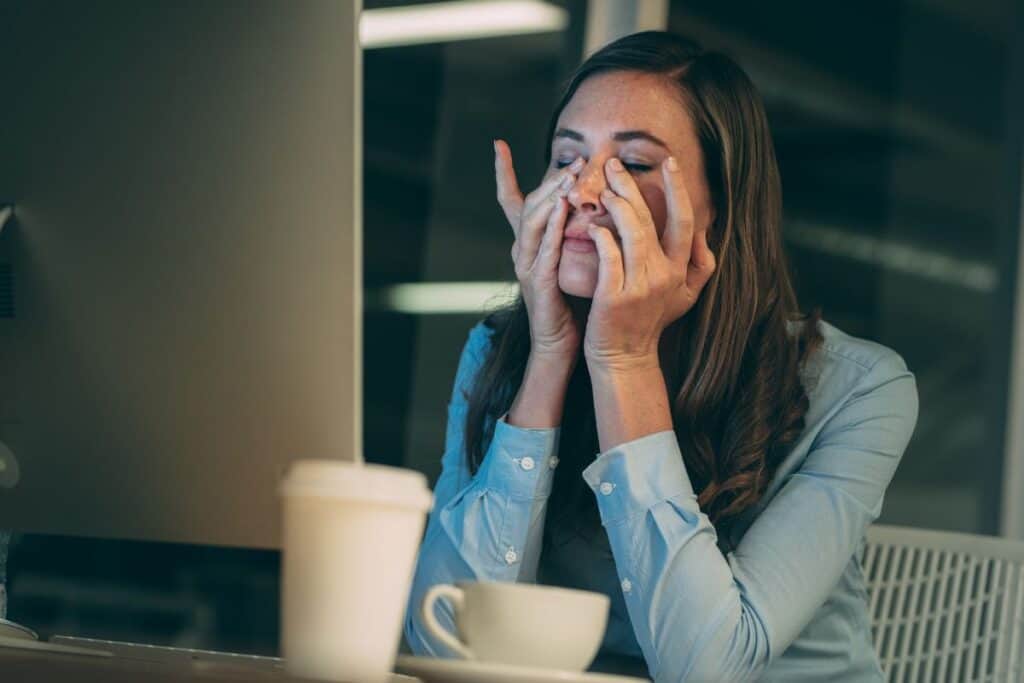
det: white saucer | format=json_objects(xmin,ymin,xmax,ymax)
[
  {"xmin": 394, "ymin": 655, "xmax": 650, "ymax": 683},
  {"xmin": 0, "ymin": 619, "xmax": 38, "ymax": 641}
]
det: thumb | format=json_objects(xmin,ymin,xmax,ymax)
[{"xmin": 494, "ymin": 139, "xmax": 524, "ymax": 229}]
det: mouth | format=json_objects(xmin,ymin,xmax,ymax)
[
  {"xmin": 563, "ymin": 225, "xmax": 597, "ymax": 253},
  {"xmin": 564, "ymin": 227, "xmax": 593, "ymax": 242}
]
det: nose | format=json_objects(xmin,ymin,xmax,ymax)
[{"xmin": 566, "ymin": 159, "xmax": 609, "ymax": 217}]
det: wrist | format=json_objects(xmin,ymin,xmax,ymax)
[
  {"xmin": 529, "ymin": 349, "xmax": 579, "ymax": 375},
  {"xmin": 585, "ymin": 352, "xmax": 661, "ymax": 376},
  {"xmin": 588, "ymin": 360, "xmax": 672, "ymax": 451},
  {"xmin": 506, "ymin": 352, "xmax": 576, "ymax": 429}
]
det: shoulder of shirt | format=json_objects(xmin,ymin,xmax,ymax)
[
  {"xmin": 785, "ymin": 317, "xmax": 916, "ymax": 438},
  {"xmin": 787, "ymin": 317, "xmax": 911, "ymax": 377},
  {"xmin": 745, "ymin": 318, "xmax": 918, "ymax": 514}
]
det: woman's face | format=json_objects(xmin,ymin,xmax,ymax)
[{"xmin": 547, "ymin": 71, "xmax": 716, "ymax": 298}]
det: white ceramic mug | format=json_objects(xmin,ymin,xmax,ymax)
[
  {"xmin": 421, "ymin": 581, "xmax": 609, "ymax": 671},
  {"xmin": 280, "ymin": 460, "xmax": 433, "ymax": 683}
]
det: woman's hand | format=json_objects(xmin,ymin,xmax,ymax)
[
  {"xmin": 583, "ymin": 156, "xmax": 717, "ymax": 372},
  {"xmin": 494, "ymin": 139, "xmax": 585, "ymax": 361}
]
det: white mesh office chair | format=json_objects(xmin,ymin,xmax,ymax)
[{"xmin": 863, "ymin": 524, "xmax": 1024, "ymax": 682}]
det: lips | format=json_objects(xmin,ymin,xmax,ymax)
[
  {"xmin": 564, "ymin": 220, "xmax": 610, "ymax": 241},
  {"xmin": 564, "ymin": 227, "xmax": 592, "ymax": 241}
]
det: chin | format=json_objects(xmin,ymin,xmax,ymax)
[{"xmin": 558, "ymin": 264, "xmax": 597, "ymax": 299}]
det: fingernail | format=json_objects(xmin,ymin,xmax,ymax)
[
  {"xmin": 608, "ymin": 158, "xmax": 623, "ymax": 171},
  {"xmin": 666, "ymin": 156, "xmax": 679, "ymax": 171},
  {"xmin": 571, "ymin": 156, "xmax": 585, "ymax": 171},
  {"xmin": 559, "ymin": 175, "xmax": 573, "ymax": 190}
]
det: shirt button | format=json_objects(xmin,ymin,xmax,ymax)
[
  {"xmin": 599, "ymin": 482, "xmax": 615, "ymax": 496},
  {"xmin": 504, "ymin": 547, "xmax": 518, "ymax": 565},
  {"xmin": 621, "ymin": 578, "xmax": 632, "ymax": 594},
  {"xmin": 519, "ymin": 456, "xmax": 535, "ymax": 471},
  {"xmin": 548, "ymin": 456, "xmax": 559, "ymax": 469}
]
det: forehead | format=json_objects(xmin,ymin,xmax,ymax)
[{"xmin": 555, "ymin": 71, "xmax": 695, "ymax": 149}]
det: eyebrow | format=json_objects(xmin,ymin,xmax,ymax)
[{"xmin": 553, "ymin": 127, "xmax": 669, "ymax": 150}]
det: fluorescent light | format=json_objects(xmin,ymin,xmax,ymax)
[
  {"xmin": 361, "ymin": 1, "xmax": 569, "ymax": 49},
  {"xmin": 369, "ymin": 281, "xmax": 519, "ymax": 314}
]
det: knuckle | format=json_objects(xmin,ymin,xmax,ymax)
[{"xmin": 621, "ymin": 289, "xmax": 642, "ymax": 306}]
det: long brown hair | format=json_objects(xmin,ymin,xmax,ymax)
[{"xmin": 463, "ymin": 31, "xmax": 823, "ymax": 543}]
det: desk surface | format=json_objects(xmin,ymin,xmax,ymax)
[{"xmin": 0, "ymin": 646, "xmax": 419, "ymax": 682}]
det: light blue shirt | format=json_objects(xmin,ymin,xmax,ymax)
[{"xmin": 405, "ymin": 318, "xmax": 919, "ymax": 682}]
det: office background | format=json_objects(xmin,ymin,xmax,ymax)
[{"xmin": 4, "ymin": 0, "xmax": 1023, "ymax": 659}]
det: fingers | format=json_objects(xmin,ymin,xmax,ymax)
[
  {"xmin": 601, "ymin": 158, "xmax": 660, "ymax": 289},
  {"xmin": 530, "ymin": 196, "xmax": 570, "ymax": 276},
  {"xmin": 603, "ymin": 158, "xmax": 657, "ymax": 239},
  {"xmin": 586, "ymin": 224, "xmax": 624, "ymax": 296},
  {"xmin": 495, "ymin": 139, "xmax": 583, "ymax": 238},
  {"xmin": 514, "ymin": 155, "xmax": 583, "ymax": 267},
  {"xmin": 660, "ymin": 156, "xmax": 695, "ymax": 269},
  {"xmin": 494, "ymin": 139, "xmax": 524, "ymax": 230},
  {"xmin": 517, "ymin": 188, "xmax": 565, "ymax": 267},
  {"xmin": 522, "ymin": 155, "xmax": 584, "ymax": 218},
  {"xmin": 599, "ymin": 187, "xmax": 647, "ymax": 289}
]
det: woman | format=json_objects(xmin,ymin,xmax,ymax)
[{"xmin": 404, "ymin": 31, "xmax": 918, "ymax": 682}]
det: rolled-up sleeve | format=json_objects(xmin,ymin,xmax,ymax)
[
  {"xmin": 404, "ymin": 323, "xmax": 562, "ymax": 657},
  {"xmin": 581, "ymin": 351, "xmax": 918, "ymax": 682}
]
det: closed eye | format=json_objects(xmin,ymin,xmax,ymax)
[{"xmin": 554, "ymin": 160, "xmax": 653, "ymax": 173}]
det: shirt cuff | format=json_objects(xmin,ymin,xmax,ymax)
[
  {"xmin": 581, "ymin": 430, "xmax": 696, "ymax": 525},
  {"xmin": 475, "ymin": 414, "xmax": 561, "ymax": 500}
]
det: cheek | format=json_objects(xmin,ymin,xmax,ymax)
[{"xmin": 640, "ymin": 185, "xmax": 668, "ymax": 238}]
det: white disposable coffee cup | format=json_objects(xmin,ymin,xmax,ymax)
[
  {"xmin": 421, "ymin": 581, "xmax": 609, "ymax": 671},
  {"xmin": 280, "ymin": 460, "xmax": 433, "ymax": 683}
]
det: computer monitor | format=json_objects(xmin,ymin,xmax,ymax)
[{"xmin": 0, "ymin": 0, "xmax": 363, "ymax": 549}]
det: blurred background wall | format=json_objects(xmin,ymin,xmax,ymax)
[{"xmin": 4, "ymin": 0, "xmax": 1023, "ymax": 659}]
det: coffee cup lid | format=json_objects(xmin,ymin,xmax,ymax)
[{"xmin": 279, "ymin": 460, "xmax": 433, "ymax": 511}]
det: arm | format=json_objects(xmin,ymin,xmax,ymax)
[
  {"xmin": 404, "ymin": 323, "xmax": 573, "ymax": 657},
  {"xmin": 582, "ymin": 352, "xmax": 918, "ymax": 682}
]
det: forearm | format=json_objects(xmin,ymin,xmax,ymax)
[
  {"xmin": 581, "ymin": 432, "xmax": 770, "ymax": 682},
  {"xmin": 583, "ymin": 359, "xmax": 764, "ymax": 680},
  {"xmin": 406, "ymin": 492, "xmax": 553, "ymax": 656},
  {"xmin": 588, "ymin": 358, "xmax": 673, "ymax": 452},
  {"xmin": 406, "ymin": 418, "xmax": 560, "ymax": 656},
  {"xmin": 507, "ymin": 352, "xmax": 577, "ymax": 429}
]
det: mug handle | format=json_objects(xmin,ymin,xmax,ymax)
[{"xmin": 421, "ymin": 584, "xmax": 474, "ymax": 660}]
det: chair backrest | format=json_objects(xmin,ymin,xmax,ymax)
[{"xmin": 863, "ymin": 524, "xmax": 1024, "ymax": 683}]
